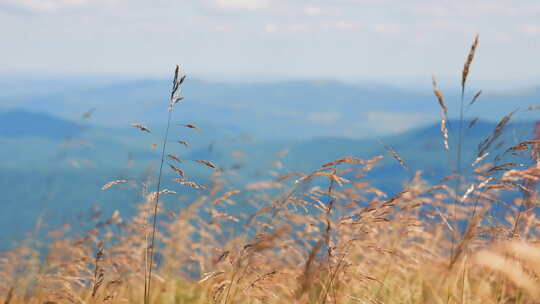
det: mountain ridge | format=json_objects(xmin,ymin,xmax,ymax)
[{"xmin": 3, "ymin": 78, "xmax": 538, "ymax": 140}]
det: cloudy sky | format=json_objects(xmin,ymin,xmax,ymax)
[{"xmin": 1, "ymin": 0, "xmax": 539, "ymax": 87}]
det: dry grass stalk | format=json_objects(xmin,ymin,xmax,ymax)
[
  {"xmin": 477, "ymin": 110, "xmax": 516, "ymax": 158},
  {"xmin": 91, "ymin": 243, "xmax": 105, "ymax": 298},
  {"xmin": 3, "ymin": 287, "xmax": 13, "ymax": 304},
  {"xmin": 145, "ymin": 64, "xmax": 187, "ymax": 304},
  {"xmin": 296, "ymin": 239, "xmax": 323, "ymax": 298},
  {"xmin": 450, "ymin": 208, "xmax": 485, "ymax": 268}
]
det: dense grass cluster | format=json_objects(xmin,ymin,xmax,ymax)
[{"xmin": 2, "ymin": 36, "xmax": 540, "ymax": 304}]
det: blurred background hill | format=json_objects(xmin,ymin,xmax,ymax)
[{"xmin": 1, "ymin": 77, "xmax": 538, "ymax": 249}]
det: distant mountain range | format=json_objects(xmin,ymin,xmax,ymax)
[
  {"xmin": 0, "ymin": 77, "xmax": 538, "ymax": 249},
  {"xmin": 0, "ymin": 110, "xmax": 86, "ymax": 139},
  {"xmin": 0, "ymin": 108, "xmax": 538, "ymax": 250},
  {"xmin": 2, "ymin": 78, "xmax": 539, "ymax": 140}
]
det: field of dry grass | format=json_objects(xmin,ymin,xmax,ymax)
[{"xmin": 2, "ymin": 36, "xmax": 540, "ymax": 304}]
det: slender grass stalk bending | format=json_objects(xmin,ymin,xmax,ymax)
[
  {"xmin": 145, "ymin": 65, "xmax": 186, "ymax": 304},
  {"xmin": 450, "ymin": 34, "xmax": 479, "ymax": 264},
  {"xmin": 223, "ymin": 249, "xmax": 246, "ymax": 304},
  {"xmin": 320, "ymin": 166, "xmax": 337, "ymax": 304}
]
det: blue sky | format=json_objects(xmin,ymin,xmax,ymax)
[{"xmin": 1, "ymin": 0, "xmax": 539, "ymax": 87}]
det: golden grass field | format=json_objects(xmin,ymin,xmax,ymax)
[{"xmin": 3, "ymin": 35, "xmax": 540, "ymax": 304}]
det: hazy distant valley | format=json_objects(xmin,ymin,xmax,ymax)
[{"xmin": 1, "ymin": 78, "xmax": 539, "ymax": 249}]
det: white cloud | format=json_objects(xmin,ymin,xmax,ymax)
[
  {"xmin": 0, "ymin": 0, "xmax": 539, "ymax": 83},
  {"xmin": 0, "ymin": 0, "xmax": 87, "ymax": 12},
  {"xmin": 264, "ymin": 23, "xmax": 278, "ymax": 33},
  {"xmin": 214, "ymin": 23, "xmax": 234, "ymax": 32},
  {"xmin": 522, "ymin": 24, "xmax": 540, "ymax": 36},
  {"xmin": 212, "ymin": 0, "xmax": 269, "ymax": 10},
  {"xmin": 288, "ymin": 23, "xmax": 308, "ymax": 32},
  {"xmin": 373, "ymin": 23, "xmax": 400, "ymax": 34},
  {"xmin": 322, "ymin": 20, "xmax": 359, "ymax": 31},
  {"xmin": 411, "ymin": 5, "xmax": 449, "ymax": 17},
  {"xmin": 303, "ymin": 5, "xmax": 321, "ymax": 16},
  {"xmin": 307, "ymin": 112, "xmax": 341, "ymax": 125},
  {"xmin": 366, "ymin": 112, "xmax": 432, "ymax": 134}
]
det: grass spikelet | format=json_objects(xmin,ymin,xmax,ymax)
[
  {"xmin": 432, "ymin": 77, "xmax": 450, "ymax": 151},
  {"xmin": 468, "ymin": 117, "xmax": 479, "ymax": 128},
  {"xmin": 209, "ymin": 209, "xmax": 240, "ymax": 223},
  {"xmin": 168, "ymin": 164, "xmax": 185, "ymax": 179},
  {"xmin": 198, "ymin": 271, "xmax": 225, "ymax": 284},
  {"xmin": 180, "ymin": 124, "xmax": 199, "ymax": 130},
  {"xmin": 213, "ymin": 251, "xmax": 229, "ymax": 265},
  {"xmin": 379, "ymin": 140, "xmax": 408, "ymax": 170},
  {"xmin": 462, "ymin": 34, "xmax": 480, "ymax": 90},
  {"xmin": 526, "ymin": 105, "xmax": 540, "ymax": 111},
  {"xmin": 298, "ymin": 171, "xmax": 350, "ymax": 186},
  {"xmin": 248, "ymin": 270, "xmax": 277, "ymax": 290},
  {"xmin": 101, "ymin": 179, "xmax": 128, "ymax": 190},
  {"xmin": 81, "ymin": 108, "xmax": 96, "ymax": 120},
  {"xmin": 381, "ymin": 189, "xmax": 409, "ymax": 207},
  {"xmin": 168, "ymin": 65, "xmax": 186, "ymax": 112},
  {"xmin": 275, "ymin": 149, "xmax": 289, "ymax": 157},
  {"xmin": 177, "ymin": 140, "xmax": 190, "ymax": 147},
  {"xmin": 321, "ymin": 156, "xmax": 365, "ymax": 168},
  {"xmin": 212, "ymin": 282, "xmax": 227, "ymax": 304},
  {"xmin": 167, "ymin": 153, "xmax": 182, "ymax": 163},
  {"xmin": 213, "ymin": 190, "xmax": 240, "ymax": 206},
  {"xmin": 247, "ymin": 205, "xmax": 275, "ymax": 224},
  {"xmin": 432, "ymin": 76, "xmax": 448, "ymax": 116},
  {"xmin": 460, "ymin": 183, "xmax": 476, "ymax": 202},
  {"xmin": 471, "ymin": 152, "xmax": 489, "ymax": 166},
  {"xmin": 468, "ymin": 90, "xmax": 482, "ymax": 106},
  {"xmin": 129, "ymin": 123, "xmax": 151, "ymax": 133},
  {"xmin": 195, "ymin": 160, "xmax": 217, "ymax": 169},
  {"xmin": 173, "ymin": 179, "xmax": 207, "ymax": 190},
  {"xmin": 506, "ymin": 140, "xmax": 540, "ymax": 153},
  {"xmin": 441, "ymin": 119, "xmax": 449, "ymax": 150}
]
